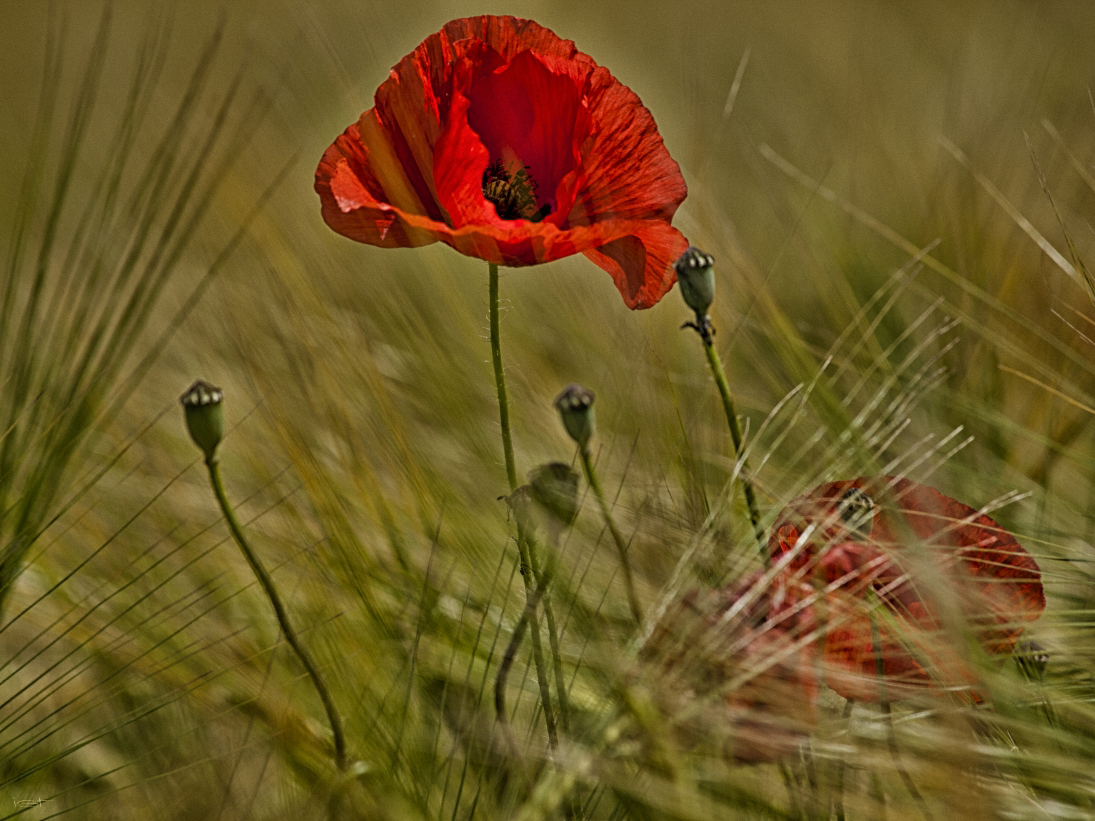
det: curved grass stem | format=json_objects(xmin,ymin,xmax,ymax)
[
  {"xmin": 835, "ymin": 698, "xmax": 855, "ymax": 821},
  {"xmin": 205, "ymin": 455, "xmax": 347, "ymax": 771}
]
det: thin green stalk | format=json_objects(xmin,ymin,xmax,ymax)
[
  {"xmin": 205, "ymin": 455, "xmax": 347, "ymax": 771},
  {"xmin": 697, "ymin": 328, "xmax": 766, "ymax": 554},
  {"xmin": 489, "ymin": 262, "xmax": 517, "ymax": 491},
  {"xmin": 487, "ymin": 262, "xmax": 561, "ymax": 758},
  {"xmin": 528, "ymin": 535, "xmax": 571, "ymax": 735},
  {"xmin": 578, "ymin": 447, "xmax": 642, "ymax": 627}
]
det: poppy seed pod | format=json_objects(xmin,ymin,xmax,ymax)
[
  {"xmin": 674, "ymin": 246, "xmax": 716, "ymax": 317},
  {"xmin": 180, "ymin": 380, "xmax": 225, "ymax": 461},
  {"xmin": 554, "ymin": 384, "xmax": 595, "ymax": 450}
]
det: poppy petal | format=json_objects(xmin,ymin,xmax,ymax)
[
  {"xmin": 583, "ymin": 221, "xmax": 689, "ymax": 309},
  {"xmin": 564, "ymin": 65, "xmax": 688, "ymax": 225},
  {"xmin": 464, "ymin": 50, "xmax": 593, "ymax": 223},
  {"xmin": 770, "ymin": 476, "xmax": 1046, "ymax": 702},
  {"xmin": 316, "ymin": 123, "xmax": 441, "ymax": 248},
  {"xmin": 315, "ymin": 15, "xmax": 689, "ymax": 309}
]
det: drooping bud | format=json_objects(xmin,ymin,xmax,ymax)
[
  {"xmin": 180, "ymin": 380, "xmax": 224, "ymax": 461},
  {"xmin": 529, "ymin": 462, "xmax": 580, "ymax": 529},
  {"xmin": 674, "ymin": 246, "xmax": 716, "ymax": 318},
  {"xmin": 554, "ymin": 384, "xmax": 596, "ymax": 450}
]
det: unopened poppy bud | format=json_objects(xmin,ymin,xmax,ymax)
[
  {"xmin": 180, "ymin": 380, "xmax": 224, "ymax": 461},
  {"xmin": 529, "ymin": 462, "xmax": 580, "ymax": 528},
  {"xmin": 674, "ymin": 246, "xmax": 716, "ymax": 317},
  {"xmin": 554, "ymin": 384, "xmax": 595, "ymax": 450}
]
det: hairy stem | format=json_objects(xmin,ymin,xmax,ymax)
[
  {"xmin": 206, "ymin": 456, "xmax": 346, "ymax": 771},
  {"xmin": 488, "ymin": 262, "xmax": 560, "ymax": 757},
  {"xmin": 701, "ymin": 336, "xmax": 766, "ymax": 554},
  {"xmin": 489, "ymin": 262, "xmax": 518, "ymax": 491}
]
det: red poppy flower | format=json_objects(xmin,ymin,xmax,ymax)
[
  {"xmin": 315, "ymin": 16, "xmax": 689, "ymax": 309},
  {"xmin": 769, "ymin": 477, "xmax": 1045, "ymax": 701},
  {"xmin": 641, "ymin": 571, "xmax": 820, "ymax": 762}
]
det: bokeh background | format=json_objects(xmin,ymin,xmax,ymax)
[{"xmin": 1, "ymin": 1, "xmax": 1094, "ymax": 818}]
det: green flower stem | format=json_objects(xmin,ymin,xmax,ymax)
[
  {"xmin": 700, "ymin": 334, "xmax": 766, "ymax": 555},
  {"xmin": 489, "ymin": 262, "xmax": 518, "ymax": 491},
  {"xmin": 488, "ymin": 262, "xmax": 560, "ymax": 754},
  {"xmin": 527, "ymin": 536, "xmax": 571, "ymax": 735},
  {"xmin": 578, "ymin": 446, "xmax": 643, "ymax": 627},
  {"xmin": 205, "ymin": 455, "xmax": 347, "ymax": 771}
]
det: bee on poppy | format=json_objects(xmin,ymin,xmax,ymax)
[{"xmin": 481, "ymin": 161, "xmax": 550, "ymax": 222}]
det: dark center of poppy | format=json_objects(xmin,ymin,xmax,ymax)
[
  {"xmin": 482, "ymin": 160, "xmax": 551, "ymax": 222},
  {"xmin": 837, "ymin": 487, "xmax": 876, "ymax": 541}
]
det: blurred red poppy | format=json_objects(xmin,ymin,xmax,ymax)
[
  {"xmin": 769, "ymin": 477, "xmax": 1045, "ymax": 701},
  {"xmin": 641, "ymin": 571, "xmax": 820, "ymax": 762},
  {"xmin": 315, "ymin": 16, "xmax": 689, "ymax": 309}
]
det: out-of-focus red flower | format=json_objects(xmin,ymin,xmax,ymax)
[
  {"xmin": 769, "ymin": 477, "xmax": 1045, "ymax": 702},
  {"xmin": 315, "ymin": 16, "xmax": 689, "ymax": 309},
  {"xmin": 640, "ymin": 571, "xmax": 819, "ymax": 762}
]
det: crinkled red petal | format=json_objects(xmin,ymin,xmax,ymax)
[
  {"xmin": 465, "ymin": 50, "xmax": 593, "ymax": 222},
  {"xmin": 317, "ymin": 122, "xmax": 439, "ymax": 247},
  {"xmin": 582, "ymin": 221, "xmax": 689, "ymax": 309},
  {"xmin": 769, "ymin": 476, "xmax": 1046, "ymax": 700},
  {"xmin": 563, "ymin": 64, "xmax": 688, "ymax": 226},
  {"xmin": 314, "ymin": 15, "xmax": 689, "ymax": 309}
]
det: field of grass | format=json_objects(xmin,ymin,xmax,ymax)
[{"xmin": 2, "ymin": 1, "xmax": 1095, "ymax": 818}]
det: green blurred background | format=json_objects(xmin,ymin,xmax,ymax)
[{"xmin": 0, "ymin": 1, "xmax": 1093, "ymax": 818}]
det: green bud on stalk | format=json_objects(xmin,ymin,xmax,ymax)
[
  {"xmin": 554, "ymin": 384, "xmax": 596, "ymax": 451},
  {"xmin": 180, "ymin": 380, "xmax": 224, "ymax": 461},
  {"xmin": 674, "ymin": 246, "xmax": 716, "ymax": 318}
]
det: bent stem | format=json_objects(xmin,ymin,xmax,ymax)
[
  {"xmin": 687, "ymin": 320, "xmax": 766, "ymax": 555},
  {"xmin": 578, "ymin": 446, "xmax": 643, "ymax": 627},
  {"xmin": 205, "ymin": 455, "xmax": 347, "ymax": 771},
  {"xmin": 488, "ymin": 262, "xmax": 561, "ymax": 756}
]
